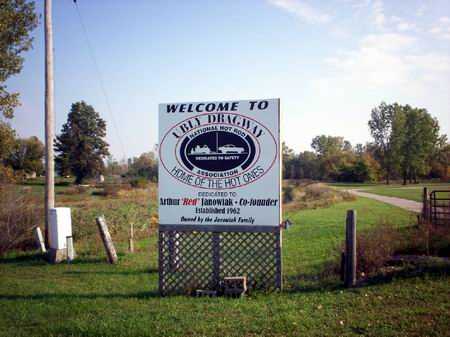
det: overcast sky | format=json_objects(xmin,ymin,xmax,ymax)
[{"xmin": 7, "ymin": 0, "xmax": 450, "ymax": 160}]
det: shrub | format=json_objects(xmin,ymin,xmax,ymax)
[
  {"xmin": 59, "ymin": 185, "xmax": 88, "ymax": 195},
  {"xmin": 331, "ymin": 220, "xmax": 450, "ymax": 278},
  {"xmin": 335, "ymin": 159, "xmax": 374, "ymax": 183},
  {"xmin": 304, "ymin": 184, "xmax": 335, "ymax": 200},
  {"xmin": 354, "ymin": 224, "xmax": 403, "ymax": 275},
  {"xmin": 0, "ymin": 165, "xmax": 16, "ymax": 183},
  {"xmin": 283, "ymin": 184, "xmax": 294, "ymax": 203},
  {"xmin": 428, "ymin": 225, "xmax": 450, "ymax": 256},
  {"xmin": 93, "ymin": 183, "xmax": 131, "ymax": 197},
  {"xmin": 398, "ymin": 222, "xmax": 450, "ymax": 257},
  {"xmin": 95, "ymin": 184, "xmax": 120, "ymax": 197},
  {"xmin": 283, "ymin": 182, "xmax": 355, "ymax": 211},
  {"xmin": 331, "ymin": 222, "xmax": 407, "ymax": 277},
  {"xmin": 130, "ymin": 177, "xmax": 148, "ymax": 189},
  {"xmin": 0, "ymin": 185, "xmax": 44, "ymax": 255},
  {"xmin": 55, "ymin": 180, "xmax": 72, "ymax": 187}
]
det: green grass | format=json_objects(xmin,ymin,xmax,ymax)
[
  {"xmin": 330, "ymin": 182, "xmax": 450, "ymax": 202},
  {"xmin": 1, "ymin": 197, "xmax": 449, "ymax": 336}
]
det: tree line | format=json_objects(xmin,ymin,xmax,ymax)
[
  {"xmin": 2, "ymin": 100, "xmax": 447, "ymax": 185},
  {"xmin": 54, "ymin": 101, "xmax": 158, "ymax": 184},
  {"xmin": 1, "ymin": 98, "xmax": 158, "ymax": 185},
  {"xmin": 283, "ymin": 102, "xmax": 449, "ymax": 184}
]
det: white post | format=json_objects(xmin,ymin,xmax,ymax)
[
  {"xmin": 33, "ymin": 227, "xmax": 46, "ymax": 253},
  {"xmin": 44, "ymin": 0, "xmax": 55, "ymax": 247},
  {"xmin": 66, "ymin": 236, "xmax": 74, "ymax": 262}
]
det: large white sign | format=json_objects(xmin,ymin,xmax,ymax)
[{"xmin": 158, "ymin": 99, "xmax": 280, "ymax": 227}]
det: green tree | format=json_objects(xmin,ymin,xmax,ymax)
[
  {"xmin": 298, "ymin": 151, "xmax": 319, "ymax": 180},
  {"xmin": 7, "ymin": 136, "xmax": 44, "ymax": 174},
  {"xmin": 105, "ymin": 155, "xmax": 128, "ymax": 177},
  {"xmin": 311, "ymin": 135, "xmax": 354, "ymax": 180},
  {"xmin": 0, "ymin": 121, "xmax": 16, "ymax": 182},
  {"xmin": 368, "ymin": 102, "xmax": 403, "ymax": 184},
  {"xmin": 55, "ymin": 101, "xmax": 109, "ymax": 184},
  {"xmin": 0, "ymin": 122, "xmax": 16, "ymax": 162},
  {"xmin": 428, "ymin": 139, "xmax": 449, "ymax": 181},
  {"xmin": 369, "ymin": 102, "xmax": 444, "ymax": 184},
  {"xmin": 336, "ymin": 157, "xmax": 377, "ymax": 183},
  {"xmin": 399, "ymin": 105, "xmax": 440, "ymax": 184},
  {"xmin": 0, "ymin": 0, "xmax": 38, "ymax": 119},
  {"xmin": 311, "ymin": 135, "xmax": 346, "ymax": 157},
  {"xmin": 282, "ymin": 142, "xmax": 296, "ymax": 179},
  {"xmin": 128, "ymin": 152, "xmax": 158, "ymax": 181},
  {"xmin": 433, "ymin": 140, "xmax": 450, "ymax": 181}
]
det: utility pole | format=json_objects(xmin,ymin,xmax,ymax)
[{"xmin": 44, "ymin": 0, "xmax": 55, "ymax": 246}]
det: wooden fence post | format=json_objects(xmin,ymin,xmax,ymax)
[
  {"xmin": 33, "ymin": 227, "xmax": 46, "ymax": 253},
  {"xmin": 422, "ymin": 187, "xmax": 428, "ymax": 222},
  {"xmin": 128, "ymin": 223, "xmax": 134, "ymax": 253},
  {"xmin": 345, "ymin": 210, "xmax": 357, "ymax": 288},
  {"xmin": 96, "ymin": 216, "xmax": 118, "ymax": 264}
]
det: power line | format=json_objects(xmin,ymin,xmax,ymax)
[{"xmin": 73, "ymin": 1, "xmax": 127, "ymax": 161}]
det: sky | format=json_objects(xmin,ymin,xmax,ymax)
[{"xmin": 7, "ymin": 0, "xmax": 450, "ymax": 160}]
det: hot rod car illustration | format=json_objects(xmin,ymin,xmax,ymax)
[{"xmin": 218, "ymin": 144, "xmax": 245, "ymax": 154}]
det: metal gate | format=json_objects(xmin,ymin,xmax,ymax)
[
  {"xmin": 158, "ymin": 225, "xmax": 282, "ymax": 295},
  {"xmin": 429, "ymin": 190, "xmax": 450, "ymax": 226}
]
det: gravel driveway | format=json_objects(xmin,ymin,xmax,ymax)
[{"xmin": 349, "ymin": 190, "xmax": 422, "ymax": 213}]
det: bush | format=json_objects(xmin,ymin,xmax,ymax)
[
  {"xmin": 335, "ymin": 159, "xmax": 374, "ymax": 183},
  {"xmin": 398, "ymin": 222, "xmax": 450, "ymax": 257},
  {"xmin": 0, "ymin": 165, "xmax": 16, "ymax": 184},
  {"xmin": 283, "ymin": 182, "xmax": 355, "ymax": 211},
  {"xmin": 0, "ymin": 185, "xmax": 44, "ymax": 255},
  {"xmin": 93, "ymin": 183, "xmax": 131, "ymax": 197},
  {"xmin": 354, "ymin": 224, "xmax": 402, "ymax": 275},
  {"xmin": 55, "ymin": 180, "xmax": 72, "ymax": 187},
  {"xmin": 95, "ymin": 184, "xmax": 120, "ymax": 197},
  {"xmin": 331, "ymin": 220, "xmax": 450, "ymax": 278},
  {"xmin": 59, "ymin": 185, "xmax": 88, "ymax": 195},
  {"xmin": 304, "ymin": 184, "xmax": 335, "ymax": 200},
  {"xmin": 130, "ymin": 177, "xmax": 148, "ymax": 189},
  {"xmin": 283, "ymin": 184, "xmax": 294, "ymax": 203}
]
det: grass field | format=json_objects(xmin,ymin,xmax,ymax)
[
  {"xmin": 330, "ymin": 182, "xmax": 450, "ymax": 202},
  {"xmin": 1, "ymin": 184, "xmax": 449, "ymax": 337}
]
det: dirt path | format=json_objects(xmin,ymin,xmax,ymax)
[{"xmin": 349, "ymin": 190, "xmax": 422, "ymax": 213}]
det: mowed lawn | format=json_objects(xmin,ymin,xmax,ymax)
[
  {"xmin": 1, "ymin": 195, "xmax": 449, "ymax": 337},
  {"xmin": 330, "ymin": 182, "xmax": 450, "ymax": 202}
]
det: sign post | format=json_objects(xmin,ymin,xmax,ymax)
[{"xmin": 158, "ymin": 99, "xmax": 281, "ymax": 295}]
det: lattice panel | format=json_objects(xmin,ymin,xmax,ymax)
[
  {"xmin": 159, "ymin": 227, "xmax": 281, "ymax": 295},
  {"xmin": 220, "ymin": 232, "xmax": 279, "ymax": 290}
]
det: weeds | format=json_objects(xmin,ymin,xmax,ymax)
[
  {"xmin": 92, "ymin": 183, "xmax": 131, "ymax": 197},
  {"xmin": 398, "ymin": 222, "xmax": 450, "ymax": 257},
  {"xmin": 58, "ymin": 185, "xmax": 88, "ymax": 195},
  {"xmin": 70, "ymin": 186, "xmax": 157, "ymax": 255},
  {"xmin": 354, "ymin": 223, "xmax": 403, "ymax": 275},
  {"xmin": 283, "ymin": 181, "xmax": 355, "ymax": 211},
  {"xmin": 129, "ymin": 177, "xmax": 148, "ymax": 189},
  {"xmin": 330, "ymin": 220, "xmax": 450, "ymax": 278},
  {"xmin": 0, "ymin": 184, "xmax": 43, "ymax": 255}
]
